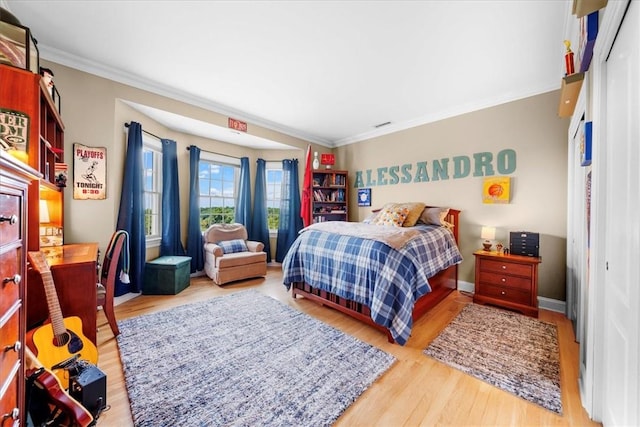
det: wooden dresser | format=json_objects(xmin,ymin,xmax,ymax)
[
  {"xmin": 0, "ymin": 152, "xmax": 39, "ymax": 426},
  {"xmin": 473, "ymin": 250, "xmax": 542, "ymax": 317}
]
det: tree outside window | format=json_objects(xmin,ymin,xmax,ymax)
[
  {"xmin": 266, "ymin": 163, "xmax": 282, "ymax": 231},
  {"xmin": 142, "ymin": 137, "xmax": 162, "ymax": 241},
  {"xmin": 199, "ymin": 159, "xmax": 238, "ymax": 230}
]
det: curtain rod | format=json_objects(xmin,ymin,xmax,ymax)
[
  {"xmin": 186, "ymin": 145, "xmax": 242, "ymax": 160},
  {"xmin": 124, "ymin": 122, "xmax": 161, "ymax": 140}
]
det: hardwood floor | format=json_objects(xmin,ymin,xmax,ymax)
[{"xmin": 94, "ymin": 264, "xmax": 600, "ymax": 426}]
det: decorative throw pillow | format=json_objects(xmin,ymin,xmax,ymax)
[
  {"xmin": 395, "ymin": 202, "xmax": 426, "ymax": 227},
  {"xmin": 374, "ymin": 206, "xmax": 410, "ymax": 227},
  {"xmin": 217, "ymin": 239, "xmax": 248, "ymax": 254},
  {"xmin": 418, "ymin": 207, "xmax": 452, "ymax": 227},
  {"xmin": 362, "ymin": 212, "xmax": 378, "ymax": 224}
]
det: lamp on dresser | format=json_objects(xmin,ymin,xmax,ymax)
[
  {"xmin": 481, "ymin": 226, "xmax": 496, "ymax": 251},
  {"xmin": 39, "ymin": 199, "xmax": 50, "ymax": 224}
]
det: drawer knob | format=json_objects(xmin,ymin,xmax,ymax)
[
  {"xmin": 4, "ymin": 341, "xmax": 21, "ymax": 353},
  {"xmin": 501, "ymin": 265, "xmax": 507, "ymax": 269},
  {"xmin": 501, "ymin": 278, "xmax": 506, "ymax": 282},
  {"xmin": 501, "ymin": 291, "xmax": 506, "ymax": 295},
  {"xmin": 0, "ymin": 214, "xmax": 18, "ymax": 225},
  {"xmin": 2, "ymin": 274, "xmax": 21, "ymax": 285}
]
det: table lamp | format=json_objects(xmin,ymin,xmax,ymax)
[
  {"xmin": 39, "ymin": 200, "xmax": 50, "ymax": 224},
  {"xmin": 481, "ymin": 226, "xmax": 496, "ymax": 251}
]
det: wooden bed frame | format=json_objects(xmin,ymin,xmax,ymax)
[{"xmin": 291, "ymin": 208, "xmax": 460, "ymax": 343}]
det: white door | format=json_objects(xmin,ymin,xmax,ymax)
[
  {"xmin": 603, "ymin": 1, "xmax": 640, "ymax": 425},
  {"xmin": 567, "ymin": 120, "xmax": 587, "ymax": 340}
]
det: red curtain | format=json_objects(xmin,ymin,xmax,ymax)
[{"xmin": 300, "ymin": 145, "xmax": 312, "ymax": 227}]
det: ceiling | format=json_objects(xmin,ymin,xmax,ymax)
[{"xmin": 4, "ymin": 1, "xmax": 571, "ymax": 149}]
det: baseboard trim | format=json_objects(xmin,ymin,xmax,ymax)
[
  {"xmin": 114, "ymin": 292, "xmax": 140, "ymax": 307},
  {"xmin": 538, "ymin": 296, "xmax": 566, "ymax": 314},
  {"xmin": 459, "ymin": 281, "xmax": 566, "ymax": 314},
  {"xmin": 457, "ymin": 280, "xmax": 474, "ymax": 294}
]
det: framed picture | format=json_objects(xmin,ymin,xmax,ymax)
[
  {"xmin": 0, "ymin": 21, "xmax": 39, "ymax": 73},
  {"xmin": 73, "ymin": 143, "xmax": 107, "ymax": 200},
  {"xmin": 0, "ymin": 108, "xmax": 30, "ymax": 152},
  {"xmin": 358, "ymin": 188, "xmax": 371, "ymax": 207},
  {"xmin": 482, "ymin": 177, "xmax": 511, "ymax": 204}
]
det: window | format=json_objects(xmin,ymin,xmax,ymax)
[
  {"xmin": 265, "ymin": 162, "xmax": 282, "ymax": 231},
  {"xmin": 142, "ymin": 136, "xmax": 162, "ymax": 245},
  {"xmin": 199, "ymin": 153, "xmax": 240, "ymax": 231}
]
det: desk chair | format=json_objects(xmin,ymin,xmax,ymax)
[{"xmin": 96, "ymin": 231, "xmax": 127, "ymax": 337}]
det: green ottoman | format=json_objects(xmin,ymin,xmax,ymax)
[{"xmin": 143, "ymin": 256, "xmax": 192, "ymax": 295}]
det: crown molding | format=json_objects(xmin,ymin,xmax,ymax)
[{"xmin": 38, "ymin": 44, "xmax": 334, "ymax": 148}]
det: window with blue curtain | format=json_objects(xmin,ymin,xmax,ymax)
[
  {"xmin": 252, "ymin": 159, "xmax": 272, "ymax": 262},
  {"xmin": 275, "ymin": 159, "xmax": 302, "ymax": 262},
  {"xmin": 198, "ymin": 154, "xmax": 240, "ymax": 229}
]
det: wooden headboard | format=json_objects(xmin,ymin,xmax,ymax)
[
  {"xmin": 424, "ymin": 206, "xmax": 460, "ymax": 244},
  {"xmin": 445, "ymin": 208, "xmax": 461, "ymax": 244}
]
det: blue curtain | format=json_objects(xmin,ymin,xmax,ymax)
[
  {"xmin": 251, "ymin": 158, "xmax": 271, "ymax": 262},
  {"xmin": 275, "ymin": 159, "xmax": 302, "ymax": 262},
  {"xmin": 160, "ymin": 139, "xmax": 186, "ymax": 256},
  {"xmin": 186, "ymin": 145, "xmax": 204, "ymax": 273},
  {"xmin": 234, "ymin": 156, "xmax": 252, "ymax": 235},
  {"xmin": 115, "ymin": 122, "xmax": 146, "ymax": 295}
]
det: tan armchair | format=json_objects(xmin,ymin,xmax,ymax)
[{"xmin": 203, "ymin": 223, "xmax": 267, "ymax": 285}]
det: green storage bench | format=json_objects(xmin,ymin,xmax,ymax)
[{"xmin": 143, "ymin": 256, "xmax": 192, "ymax": 295}]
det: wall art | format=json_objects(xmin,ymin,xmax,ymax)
[
  {"xmin": 73, "ymin": 143, "xmax": 106, "ymax": 200},
  {"xmin": 482, "ymin": 176, "xmax": 511, "ymax": 204}
]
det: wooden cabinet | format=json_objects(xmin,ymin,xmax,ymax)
[
  {"xmin": 0, "ymin": 64, "xmax": 65, "ymax": 251},
  {"xmin": 473, "ymin": 250, "xmax": 541, "ymax": 317},
  {"xmin": 311, "ymin": 170, "xmax": 348, "ymax": 223},
  {"xmin": 0, "ymin": 152, "xmax": 39, "ymax": 427}
]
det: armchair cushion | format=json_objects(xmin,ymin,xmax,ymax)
[{"xmin": 217, "ymin": 239, "xmax": 248, "ymax": 254}]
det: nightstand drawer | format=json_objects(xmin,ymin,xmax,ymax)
[
  {"xmin": 480, "ymin": 259, "xmax": 533, "ymax": 278},
  {"xmin": 473, "ymin": 250, "xmax": 541, "ymax": 317},
  {"xmin": 478, "ymin": 271, "xmax": 532, "ymax": 291},
  {"xmin": 477, "ymin": 283, "xmax": 531, "ymax": 305}
]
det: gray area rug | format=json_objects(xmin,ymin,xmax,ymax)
[
  {"xmin": 117, "ymin": 290, "xmax": 395, "ymax": 426},
  {"xmin": 424, "ymin": 303, "xmax": 562, "ymax": 414}
]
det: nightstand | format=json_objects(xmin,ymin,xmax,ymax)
[{"xmin": 473, "ymin": 250, "xmax": 541, "ymax": 317}]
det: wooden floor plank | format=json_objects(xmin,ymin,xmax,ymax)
[{"xmin": 93, "ymin": 264, "xmax": 600, "ymax": 426}]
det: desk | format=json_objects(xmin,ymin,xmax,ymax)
[{"xmin": 27, "ymin": 243, "xmax": 99, "ymax": 345}]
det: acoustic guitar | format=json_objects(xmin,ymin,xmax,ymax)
[
  {"xmin": 25, "ymin": 346, "xmax": 94, "ymax": 427},
  {"xmin": 28, "ymin": 251, "xmax": 98, "ymax": 389}
]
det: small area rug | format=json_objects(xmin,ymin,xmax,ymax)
[
  {"xmin": 117, "ymin": 290, "xmax": 395, "ymax": 426},
  {"xmin": 424, "ymin": 303, "xmax": 562, "ymax": 414}
]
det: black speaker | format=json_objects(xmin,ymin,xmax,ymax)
[
  {"xmin": 69, "ymin": 364, "xmax": 107, "ymax": 418},
  {"xmin": 509, "ymin": 231, "xmax": 540, "ymax": 257}
]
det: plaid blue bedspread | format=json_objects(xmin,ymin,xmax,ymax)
[{"xmin": 282, "ymin": 224, "xmax": 463, "ymax": 345}]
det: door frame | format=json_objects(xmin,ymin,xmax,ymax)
[{"xmin": 583, "ymin": 0, "xmax": 632, "ymax": 420}]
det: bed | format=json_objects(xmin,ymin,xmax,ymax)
[{"xmin": 282, "ymin": 204, "xmax": 462, "ymax": 345}]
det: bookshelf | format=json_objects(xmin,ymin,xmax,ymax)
[
  {"xmin": 0, "ymin": 64, "xmax": 65, "ymax": 249},
  {"xmin": 311, "ymin": 170, "xmax": 348, "ymax": 223}
]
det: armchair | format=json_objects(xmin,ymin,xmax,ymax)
[{"xmin": 203, "ymin": 223, "xmax": 267, "ymax": 285}]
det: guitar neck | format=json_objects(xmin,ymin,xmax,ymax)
[{"xmin": 41, "ymin": 270, "xmax": 66, "ymax": 337}]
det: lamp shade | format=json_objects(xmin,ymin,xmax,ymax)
[
  {"xmin": 39, "ymin": 200, "xmax": 50, "ymax": 223},
  {"xmin": 320, "ymin": 153, "xmax": 335, "ymax": 165},
  {"xmin": 481, "ymin": 226, "xmax": 496, "ymax": 240}
]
